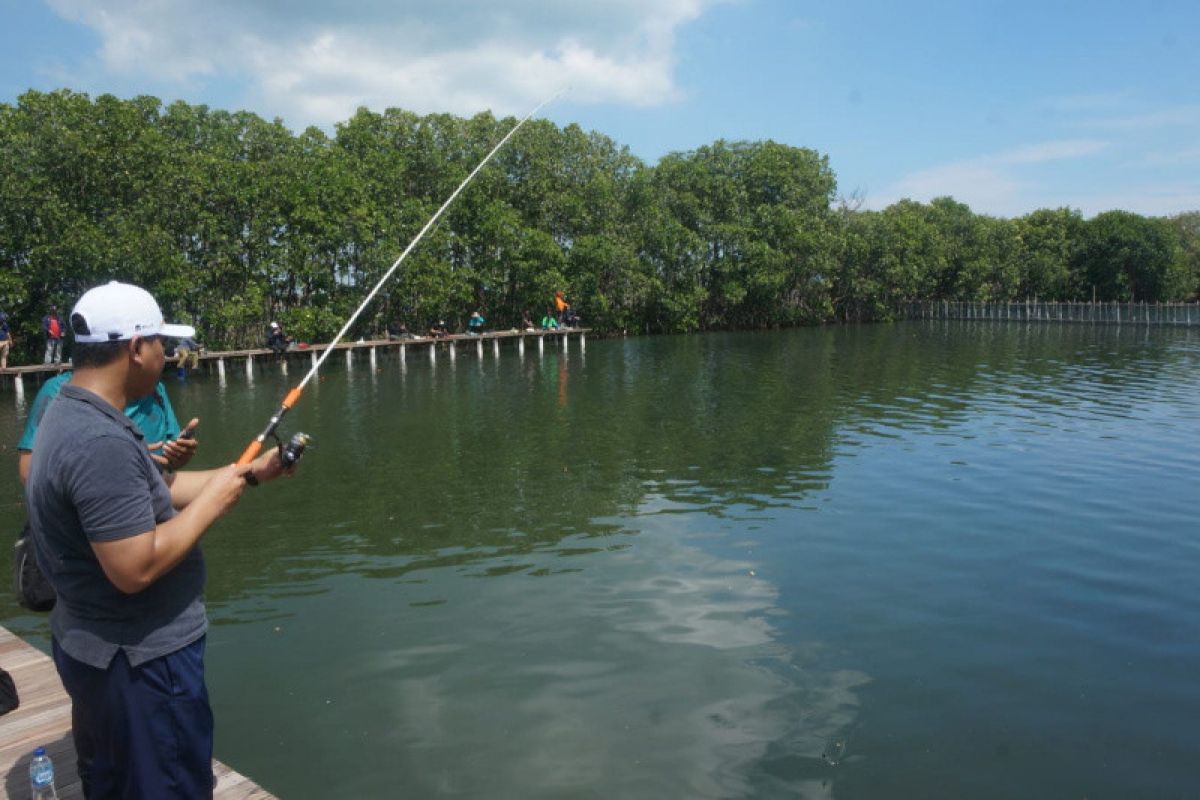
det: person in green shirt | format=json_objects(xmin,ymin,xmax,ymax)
[{"xmin": 17, "ymin": 371, "xmax": 198, "ymax": 484}]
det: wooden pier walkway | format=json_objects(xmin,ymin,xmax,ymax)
[
  {"xmin": 0, "ymin": 626, "xmax": 276, "ymax": 798},
  {"xmin": 0, "ymin": 328, "xmax": 590, "ymax": 396}
]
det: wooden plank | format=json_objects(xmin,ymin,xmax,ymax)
[{"xmin": 0, "ymin": 626, "xmax": 276, "ymax": 799}]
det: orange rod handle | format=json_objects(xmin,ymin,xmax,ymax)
[
  {"xmin": 236, "ymin": 440, "xmax": 264, "ymax": 466},
  {"xmin": 282, "ymin": 386, "xmax": 304, "ymax": 409}
]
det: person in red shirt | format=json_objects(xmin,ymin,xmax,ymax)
[{"xmin": 43, "ymin": 306, "xmax": 64, "ymax": 365}]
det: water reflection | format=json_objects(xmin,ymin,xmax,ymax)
[{"xmin": 206, "ymin": 502, "xmax": 867, "ymax": 798}]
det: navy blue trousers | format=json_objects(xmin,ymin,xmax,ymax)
[{"xmin": 52, "ymin": 636, "xmax": 214, "ymax": 799}]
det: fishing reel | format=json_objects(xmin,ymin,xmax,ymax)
[{"xmin": 274, "ymin": 431, "xmax": 314, "ymax": 468}]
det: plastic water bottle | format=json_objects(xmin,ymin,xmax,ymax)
[{"xmin": 29, "ymin": 746, "xmax": 58, "ymax": 799}]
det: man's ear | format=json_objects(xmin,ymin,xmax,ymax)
[{"xmin": 129, "ymin": 336, "xmax": 148, "ymax": 361}]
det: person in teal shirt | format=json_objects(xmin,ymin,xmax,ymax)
[
  {"xmin": 17, "ymin": 372, "xmax": 198, "ymax": 484},
  {"xmin": 467, "ymin": 311, "xmax": 486, "ymax": 334}
]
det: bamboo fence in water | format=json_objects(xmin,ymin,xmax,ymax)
[{"xmin": 903, "ymin": 301, "xmax": 1200, "ymax": 327}]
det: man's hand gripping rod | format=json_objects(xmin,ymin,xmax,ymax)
[{"xmin": 235, "ymin": 91, "xmax": 564, "ymax": 467}]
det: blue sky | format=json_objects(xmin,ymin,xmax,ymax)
[{"xmin": 2, "ymin": 0, "xmax": 1197, "ymax": 218}]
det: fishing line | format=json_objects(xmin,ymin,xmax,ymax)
[{"xmin": 236, "ymin": 90, "xmax": 566, "ymax": 467}]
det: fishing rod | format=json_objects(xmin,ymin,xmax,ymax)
[{"xmin": 236, "ymin": 91, "xmax": 564, "ymax": 468}]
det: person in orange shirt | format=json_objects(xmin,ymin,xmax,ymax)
[{"xmin": 554, "ymin": 290, "xmax": 569, "ymax": 324}]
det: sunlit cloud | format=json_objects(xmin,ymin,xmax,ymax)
[{"xmin": 43, "ymin": 0, "xmax": 728, "ymax": 126}]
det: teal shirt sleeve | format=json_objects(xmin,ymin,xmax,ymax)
[{"xmin": 17, "ymin": 373, "xmax": 70, "ymax": 451}]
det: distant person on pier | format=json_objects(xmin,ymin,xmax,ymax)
[
  {"xmin": 175, "ymin": 334, "xmax": 202, "ymax": 378},
  {"xmin": 467, "ymin": 311, "xmax": 486, "ymax": 335},
  {"xmin": 562, "ymin": 306, "xmax": 580, "ymax": 328},
  {"xmin": 387, "ymin": 319, "xmax": 411, "ymax": 341},
  {"xmin": 554, "ymin": 290, "xmax": 570, "ymax": 325},
  {"xmin": 266, "ymin": 321, "xmax": 293, "ymax": 356},
  {"xmin": 521, "ymin": 310, "xmax": 535, "ymax": 331},
  {"xmin": 540, "ymin": 308, "xmax": 559, "ymax": 330},
  {"xmin": 429, "ymin": 319, "xmax": 450, "ymax": 338},
  {"xmin": 0, "ymin": 311, "xmax": 11, "ymax": 370},
  {"xmin": 43, "ymin": 305, "xmax": 64, "ymax": 365}
]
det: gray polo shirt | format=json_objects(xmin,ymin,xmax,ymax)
[{"xmin": 25, "ymin": 384, "xmax": 206, "ymax": 668}]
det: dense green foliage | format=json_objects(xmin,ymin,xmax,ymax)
[{"xmin": 1, "ymin": 89, "xmax": 1197, "ymax": 356}]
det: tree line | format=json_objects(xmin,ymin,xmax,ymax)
[{"xmin": 1, "ymin": 89, "xmax": 1197, "ymax": 358}]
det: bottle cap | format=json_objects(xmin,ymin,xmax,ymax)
[{"xmin": 34, "ymin": 746, "xmax": 46, "ymax": 756}]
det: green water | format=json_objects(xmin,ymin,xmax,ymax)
[{"xmin": 2, "ymin": 323, "xmax": 1198, "ymax": 798}]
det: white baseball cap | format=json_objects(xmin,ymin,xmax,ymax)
[{"xmin": 70, "ymin": 281, "xmax": 196, "ymax": 343}]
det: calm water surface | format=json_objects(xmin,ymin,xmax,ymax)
[{"xmin": 1, "ymin": 322, "xmax": 1198, "ymax": 798}]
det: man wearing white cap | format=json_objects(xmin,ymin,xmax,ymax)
[{"xmin": 24, "ymin": 281, "xmax": 293, "ymax": 798}]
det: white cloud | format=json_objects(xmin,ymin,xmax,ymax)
[
  {"xmin": 997, "ymin": 140, "xmax": 1109, "ymax": 165},
  {"xmin": 868, "ymin": 140, "xmax": 1111, "ymax": 217},
  {"xmin": 44, "ymin": 0, "xmax": 726, "ymax": 126},
  {"xmin": 1039, "ymin": 91, "xmax": 1133, "ymax": 113},
  {"xmin": 1084, "ymin": 105, "xmax": 1200, "ymax": 132},
  {"xmin": 1065, "ymin": 183, "xmax": 1200, "ymax": 218},
  {"xmin": 1135, "ymin": 146, "xmax": 1200, "ymax": 168},
  {"xmin": 876, "ymin": 162, "xmax": 1022, "ymax": 214}
]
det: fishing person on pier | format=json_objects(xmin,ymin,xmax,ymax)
[{"xmin": 24, "ymin": 281, "xmax": 299, "ymax": 798}]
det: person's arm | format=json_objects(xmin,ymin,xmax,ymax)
[
  {"xmin": 164, "ymin": 445, "xmax": 288, "ymax": 510},
  {"xmin": 18, "ymin": 451, "xmax": 31, "ymax": 485},
  {"xmin": 90, "ymin": 446, "xmax": 291, "ymax": 594},
  {"xmin": 92, "ymin": 463, "xmax": 250, "ymax": 593}
]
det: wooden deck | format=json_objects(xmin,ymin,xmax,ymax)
[{"xmin": 0, "ymin": 626, "xmax": 276, "ymax": 798}]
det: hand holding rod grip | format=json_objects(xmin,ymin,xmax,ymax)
[{"xmin": 236, "ymin": 440, "xmax": 263, "ymax": 467}]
